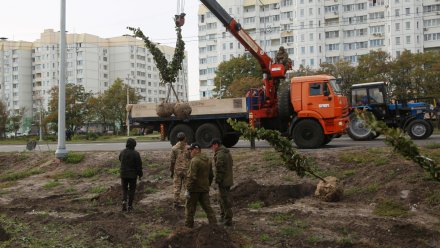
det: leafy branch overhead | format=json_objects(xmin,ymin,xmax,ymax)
[
  {"xmin": 358, "ymin": 111, "xmax": 440, "ymax": 182},
  {"xmin": 127, "ymin": 26, "xmax": 185, "ymax": 84},
  {"xmin": 227, "ymin": 119, "xmax": 324, "ymax": 181}
]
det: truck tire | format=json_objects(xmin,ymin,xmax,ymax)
[
  {"xmin": 223, "ymin": 134, "xmax": 240, "ymax": 148},
  {"xmin": 278, "ymin": 88, "xmax": 293, "ymax": 119},
  {"xmin": 407, "ymin": 119, "xmax": 432, "ymax": 140},
  {"xmin": 322, "ymin": 134, "xmax": 334, "ymax": 146},
  {"xmin": 195, "ymin": 123, "xmax": 221, "ymax": 148},
  {"xmin": 347, "ymin": 114, "xmax": 375, "ymax": 141},
  {"xmin": 170, "ymin": 124, "xmax": 194, "ymax": 146},
  {"xmin": 292, "ymin": 119, "xmax": 324, "ymax": 149}
]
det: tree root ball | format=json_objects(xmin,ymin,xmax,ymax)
[
  {"xmin": 156, "ymin": 102, "xmax": 175, "ymax": 118},
  {"xmin": 174, "ymin": 102, "xmax": 192, "ymax": 119},
  {"xmin": 315, "ymin": 176, "xmax": 343, "ymax": 202}
]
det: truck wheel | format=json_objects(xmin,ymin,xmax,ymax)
[
  {"xmin": 223, "ymin": 134, "xmax": 240, "ymax": 148},
  {"xmin": 195, "ymin": 123, "xmax": 221, "ymax": 148},
  {"xmin": 347, "ymin": 114, "xmax": 374, "ymax": 141},
  {"xmin": 170, "ymin": 124, "xmax": 194, "ymax": 146},
  {"xmin": 322, "ymin": 134, "xmax": 334, "ymax": 146},
  {"xmin": 407, "ymin": 119, "xmax": 432, "ymax": 140},
  {"xmin": 278, "ymin": 88, "xmax": 293, "ymax": 119},
  {"xmin": 292, "ymin": 119, "xmax": 324, "ymax": 149}
]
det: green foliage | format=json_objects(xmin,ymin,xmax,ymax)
[
  {"xmin": 358, "ymin": 111, "xmax": 440, "ymax": 182},
  {"xmin": 227, "ymin": 119, "xmax": 323, "ymax": 180},
  {"xmin": 43, "ymin": 180, "xmax": 62, "ymax": 189},
  {"xmin": 106, "ymin": 167, "xmax": 119, "ymax": 176},
  {"xmin": 128, "ymin": 26, "xmax": 185, "ymax": 86},
  {"xmin": 259, "ymin": 233, "xmax": 271, "ymax": 241},
  {"xmin": 214, "ymin": 55, "xmax": 262, "ymax": 97},
  {"xmin": 0, "ymin": 100, "xmax": 8, "ymax": 137},
  {"xmin": 1, "ymin": 169, "xmax": 42, "ymax": 182},
  {"xmin": 373, "ymin": 200, "xmax": 409, "ymax": 217},
  {"xmin": 424, "ymin": 142, "xmax": 440, "ymax": 149},
  {"xmin": 65, "ymin": 152, "xmax": 85, "ymax": 164},
  {"xmin": 248, "ymin": 201, "xmax": 264, "ymax": 209}
]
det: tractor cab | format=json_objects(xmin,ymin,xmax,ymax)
[{"xmin": 351, "ymin": 82, "xmax": 388, "ymax": 120}]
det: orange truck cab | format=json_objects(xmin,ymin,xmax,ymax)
[{"xmin": 286, "ymin": 75, "xmax": 349, "ymax": 148}]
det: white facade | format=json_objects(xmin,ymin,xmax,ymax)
[
  {"xmin": 0, "ymin": 29, "xmax": 188, "ymax": 123},
  {"xmin": 198, "ymin": 0, "xmax": 438, "ymax": 99}
]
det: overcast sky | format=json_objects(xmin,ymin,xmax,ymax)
[{"xmin": 2, "ymin": 0, "xmax": 201, "ymax": 100}]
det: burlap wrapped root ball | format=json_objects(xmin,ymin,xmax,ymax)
[
  {"xmin": 174, "ymin": 102, "xmax": 192, "ymax": 119},
  {"xmin": 156, "ymin": 102, "xmax": 175, "ymax": 118},
  {"xmin": 315, "ymin": 176, "xmax": 343, "ymax": 202}
]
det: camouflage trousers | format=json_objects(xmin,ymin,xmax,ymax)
[
  {"xmin": 173, "ymin": 173, "xmax": 186, "ymax": 204},
  {"xmin": 218, "ymin": 186, "xmax": 233, "ymax": 224},
  {"xmin": 185, "ymin": 192, "xmax": 217, "ymax": 228}
]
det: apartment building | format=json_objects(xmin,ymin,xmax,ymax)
[
  {"xmin": 0, "ymin": 29, "xmax": 188, "ymax": 128},
  {"xmin": 198, "ymin": 0, "xmax": 438, "ymax": 99}
]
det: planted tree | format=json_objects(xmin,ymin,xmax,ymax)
[{"xmin": 0, "ymin": 101, "xmax": 8, "ymax": 138}]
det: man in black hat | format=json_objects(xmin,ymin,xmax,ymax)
[
  {"xmin": 184, "ymin": 143, "xmax": 217, "ymax": 228},
  {"xmin": 211, "ymin": 138, "xmax": 234, "ymax": 226},
  {"xmin": 119, "ymin": 138, "xmax": 143, "ymax": 211}
]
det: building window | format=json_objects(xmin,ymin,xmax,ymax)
[{"xmin": 396, "ymin": 37, "xmax": 401, "ymax": 45}]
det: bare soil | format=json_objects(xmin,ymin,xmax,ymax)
[{"xmin": 0, "ymin": 146, "xmax": 439, "ymax": 247}]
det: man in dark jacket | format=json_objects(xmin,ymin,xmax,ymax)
[
  {"xmin": 184, "ymin": 143, "xmax": 217, "ymax": 228},
  {"xmin": 211, "ymin": 138, "xmax": 234, "ymax": 226},
  {"xmin": 119, "ymin": 138, "xmax": 143, "ymax": 211}
]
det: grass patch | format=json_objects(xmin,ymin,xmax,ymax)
[
  {"xmin": 342, "ymin": 169, "xmax": 356, "ymax": 178},
  {"xmin": 106, "ymin": 167, "xmax": 119, "ymax": 175},
  {"xmin": 145, "ymin": 228, "xmax": 173, "ymax": 245},
  {"xmin": 144, "ymin": 187, "xmax": 158, "ymax": 194},
  {"xmin": 90, "ymin": 186, "xmax": 106, "ymax": 194},
  {"xmin": 260, "ymin": 233, "xmax": 271, "ymax": 242},
  {"xmin": 306, "ymin": 235, "xmax": 323, "ymax": 245},
  {"xmin": 339, "ymin": 149, "xmax": 390, "ymax": 166},
  {"xmin": 272, "ymin": 213, "xmax": 293, "ymax": 222},
  {"xmin": 345, "ymin": 183, "xmax": 381, "ymax": 196},
  {"xmin": 51, "ymin": 170, "xmax": 77, "ymax": 179},
  {"xmin": 248, "ymin": 201, "xmax": 264, "ymax": 209},
  {"xmin": 1, "ymin": 169, "xmax": 43, "ymax": 182},
  {"xmin": 65, "ymin": 187, "xmax": 76, "ymax": 193},
  {"xmin": 427, "ymin": 191, "xmax": 440, "ymax": 206},
  {"xmin": 80, "ymin": 168, "xmax": 100, "ymax": 178},
  {"xmin": 43, "ymin": 180, "xmax": 62, "ymax": 189},
  {"xmin": 262, "ymin": 151, "xmax": 283, "ymax": 167},
  {"xmin": 0, "ymin": 181, "xmax": 17, "ymax": 189},
  {"xmin": 65, "ymin": 152, "xmax": 85, "ymax": 164},
  {"xmin": 424, "ymin": 142, "xmax": 440, "ymax": 149},
  {"xmin": 373, "ymin": 200, "xmax": 409, "ymax": 217}
]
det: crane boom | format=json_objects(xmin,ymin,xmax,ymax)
[{"xmin": 199, "ymin": 0, "xmax": 273, "ymax": 75}]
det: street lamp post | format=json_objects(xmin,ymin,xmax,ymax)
[{"xmin": 55, "ymin": 0, "xmax": 68, "ymax": 159}]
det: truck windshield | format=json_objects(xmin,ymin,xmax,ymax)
[{"xmin": 329, "ymin": 79, "xmax": 342, "ymax": 95}]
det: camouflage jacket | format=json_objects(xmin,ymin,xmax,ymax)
[
  {"xmin": 186, "ymin": 153, "xmax": 214, "ymax": 192},
  {"xmin": 213, "ymin": 146, "xmax": 234, "ymax": 187},
  {"xmin": 170, "ymin": 141, "xmax": 190, "ymax": 175}
]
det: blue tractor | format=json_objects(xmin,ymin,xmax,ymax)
[{"xmin": 347, "ymin": 82, "xmax": 435, "ymax": 141}]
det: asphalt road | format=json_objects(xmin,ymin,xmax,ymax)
[{"xmin": 1, "ymin": 134, "xmax": 440, "ymax": 153}]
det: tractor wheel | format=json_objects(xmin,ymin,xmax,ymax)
[
  {"xmin": 407, "ymin": 119, "xmax": 432, "ymax": 140},
  {"xmin": 277, "ymin": 88, "xmax": 293, "ymax": 119},
  {"xmin": 322, "ymin": 134, "xmax": 334, "ymax": 146},
  {"xmin": 347, "ymin": 114, "xmax": 375, "ymax": 141},
  {"xmin": 169, "ymin": 124, "xmax": 194, "ymax": 146},
  {"xmin": 292, "ymin": 119, "xmax": 324, "ymax": 149},
  {"xmin": 195, "ymin": 123, "xmax": 221, "ymax": 148},
  {"xmin": 222, "ymin": 134, "xmax": 240, "ymax": 148}
]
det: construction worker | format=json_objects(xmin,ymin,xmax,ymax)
[
  {"xmin": 170, "ymin": 132, "xmax": 190, "ymax": 208},
  {"xmin": 275, "ymin": 46, "xmax": 292, "ymax": 70},
  {"xmin": 119, "ymin": 138, "xmax": 143, "ymax": 212},
  {"xmin": 184, "ymin": 143, "xmax": 217, "ymax": 228},
  {"xmin": 210, "ymin": 138, "xmax": 234, "ymax": 226}
]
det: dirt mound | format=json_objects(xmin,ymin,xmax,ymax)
[
  {"xmin": 174, "ymin": 102, "xmax": 192, "ymax": 119},
  {"xmin": 0, "ymin": 225, "xmax": 10, "ymax": 241},
  {"xmin": 95, "ymin": 180, "xmax": 157, "ymax": 205},
  {"xmin": 155, "ymin": 224, "xmax": 235, "ymax": 248},
  {"xmin": 231, "ymin": 179, "xmax": 316, "ymax": 208}
]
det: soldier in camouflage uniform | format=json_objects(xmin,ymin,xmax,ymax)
[
  {"xmin": 184, "ymin": 143, "xmax": 217, "ymax": 228},
  {"xmin": 211, "ymin": 139, "xmax": 234, "ymax": 226},
  {"xmin": 170, "ymin": 132, "xmax": 190, "ymax": 208}
]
